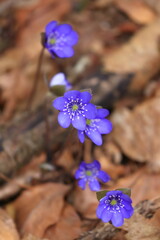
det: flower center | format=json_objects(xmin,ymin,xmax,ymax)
[
  {"xmin": 110, "ymin": 199, "xmax": 117, "ymax": 206},
  {"xmin": 86, "ymin": 119, "xmax": 91, "ymax": 125},
  {"xmin": 85, "ymin": 170, "xmax": 92, "ymax": 176},
  {"xmin": 72, "ymin": 104, "xmax": 78, "ymax": 111},
  {"xmin": 49, "ymin": 38, "xmax": 56, "ymax": 45}
]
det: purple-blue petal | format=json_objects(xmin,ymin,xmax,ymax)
[
  {"xmin": 45, "ymin": 21, "xmax": 57, "ymax": 35},
  {"xmin": 72, "ymin": 115, "xmax": 86, "ymax": 130},
  {"xmin": 78, "ymin": 130, "xmax": 85, "ymax": 143},
  {"xmin": 85, "ymin": 103, "xmax": 96, "ymax": 119},
  {"xmin": 101, "ymin": 209, "xmax": 113, "ymax": 223},
  {"xmin": 78, "ymin": 179, "xmax": 86, "ymax": 190},
  {"xmin": 121, "ymin": 207, "xmax": 134, "ymax": 219},
  {"xmin": 79, "ymin": 91, "xmax": 92, "ymax": 103},
  {"xmin": 59, "ymin": 45, "xmax": 74, "ymax": 58},
  {"xmin": 53, "ymin": 96, "xmax": 66, "ymax": 110},
  {"xmin": 96, "ymin": 108, "xmax": 110, "ymax": 118},
  {"xmin": 111, "ymin": 212, "xmax": 124, "ymax": 227},
  {"xmin": 75, "ymin": 169, "xmax": 82, "ymax": 179},
  {"xmin": 106, "ymin": 190, "xmax": 122, "ymax": 198},
  {"xmin": 52, "ymin": 48, "xmax": 66, "ymax": 58},
  {"xmin": 96, "ymin": 203, "xmax": 105, "ymax": 218},
  {"xmin": 79, "ymin": 161, "xmax": 87, "ymax": 169},
  {"xmin": 93, "ymin": 160, "xmax": 101, "ymax": 170},
  {"xmin": 88, "ymin": 179, "xmax": 100, "ymax": 191},
  {"xmin": 64, "ymin": 90, "xmax": 80, "ymax": 100},
  {"xmin": 123, "ymin": 202, "xmax": 133, "ymax": 211},
  {"xmin": 86, "ymin": 129, "xmax": 102, "ymax": 146},
  {"xmin": 50, "ymin": 72, "xmax": 69, "ymax": 87},
  {"xmin": 121, "ymin": 194, "xmax": 132, "ymax": 203},
  {"xmin": 97, "ymin": 119, "xmax": 112, "ymax": 134},
  {"xmin": 56, "ymin": 24, "xmax": 72, "ymax": 35},
  {"xmin": 58, "ymin": 112, "xmax": 71, "ymax": 128},
  {"xmin": 65, "ymin": 30, "xmax": 79, "ymax": 45},
  {"xmin": 99, "ymin": 196, "xmax": 107, "ymax": 204},
  {"xmin": 98, "ymin": 170, "xmax": 110, "ymax": 183}
]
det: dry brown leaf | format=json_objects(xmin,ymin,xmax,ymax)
[
  {"xmin": 143, "ymin": 0, "xmax": 160, "ymax": 15},
  {"xmin": 0, "ymin": 0, "xmax": 72, "ymax": 119},
  {"xmin": 0, "ymin": 208, "xmax": 20, "ymax": 240},
  {"xmin": 111, "ymin": 97, "xmax": 160, "ymax": 169},
  {"xmin": 56, "ymin": 149, "xmax": 75, "ymax": 171},
  {"xmin": 73, "ymin": 186, "xmax": 98, "ymax": 219},
  {"xmin": 114, "ymin": 0, "xmax": 157, "ymax": 24},
  {"xmin": 94, "ymin": 146, "xmax": 125, "ymax": 179},
  {"xmin": 14, "ymin": 183, "xmax": 70, "ymax": 238},
  {"xmin": 111, "ymin": 167, "xmax": 160, "ymax": 205},
  {"xmin": 124, "ymin": 198, "xmax": 160, "ymax": 240},
  {"xmin": 22, "ymin": 234, "xmax": 48, "ymax": 240},
  {"xmin": 103, "ymin": 18, "xmax": 160, "ymax": 91},
  {"xmin": 91, "ymin": 0, "xmax": 113, "ymax": 7},
  {"xmin": 44, "ymin": 204, "xmax": 81, "ymax": 240}
]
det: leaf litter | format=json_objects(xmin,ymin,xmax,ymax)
[{"xmin": 0, "ymin": 0, "xmax": 160, "ymax": 240}]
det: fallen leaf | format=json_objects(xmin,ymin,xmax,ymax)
[
  {"xmin": 22, "ymin": 234, "xmax": 48, "ymax": 240},
  {"xmin": 56, "ymin": 149, "xmax": 75, "ymax": 171},
  {"xmin": 124, "ymin": 198, "xmax": 160, "ymax": 240},
  {"xmin": 73, "ymin": 186, "xmax": 98, "ymax": 219},
  {"xmin": 103, "ymin": 18, "xmax": 160, "ymax": 91},
  {"xmin": 114, "ymin": 0, "xmax": 157, "ymax": 24},
  {"xmin": 143, "ymin": 0, "xmax": 160, "ymax": 14},
  {"xmin": 14, "ymin": 183, "xmax": 70, "ymax": 238},
  {"xmin": 0, "ymin": 208, "xmax": 20, "ymax": 240},
  {"xmin": 94, "ymin": 146, "xmax": 126, "ymax": 179},
  {"xmin": 0, "ymin": 0, "xmax": 72, "ymax": 119},
  {"xmin": 44, "ymin": 204, "xmax": 81, "ymax": 240},
  {"xmin": 112, "ymin": 167, "xmax": 160, "ymax": 205},
  {"xmin": 111, "ymin": 97, "xmax": 160, "ymax": 170}
]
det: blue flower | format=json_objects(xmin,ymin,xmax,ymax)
[
  {"xmin": 45, "ymin": 21, "xmax": 79, "ymax": 58},
  {"xmin": 49, "ymin": 72, "xmax": 72, "ymax": 90},
  {"xmin": 96, "ymin": 190, "xmax": 134, "ymax": 227},
  {"xmin": 53, "ymin": 90, "xmax": 97, "ymax": 130},
  {"xmin": 75, "ymin": 160, "xmax": 110, "ymax": 191},
  {"xmin": 78, "ymin": 108, "xmax": 112, "ymax": 146}
]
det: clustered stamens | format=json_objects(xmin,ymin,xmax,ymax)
[{"xmin": 63, "ymin": 98, "xmax": 86, "ymax": 120}]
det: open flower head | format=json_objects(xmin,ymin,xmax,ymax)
[
  {"xmin": 45, "ymin": 21, "xmax": 78, "ymax": 58},
  {"xmin": 53, "ymin": 90, "xmax": 97, "ymax": 130},
  {"xmin": 96, "ymin": 190, "xmax": 134, "ymax": 227},
  {"xmin": 75, "ymin": 160, "xmax": 110, "ymax": 191},
  {"xmin": 78, "ymin": 108, "xmax": 112, "ymax": 146},
  {"xmin": 50, "ymin": 72, "xmax": 72, "ymax": 91}
]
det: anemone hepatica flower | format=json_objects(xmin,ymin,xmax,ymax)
[
  {"xmin": 45, "ymin": 21, "xmax": 78, "ymax": 58},
  {"xmin": 53, "ymin": 90, "xmax": 97, "ymax": 130},
  {"xmin": 49, "ymin": 72, "xmax": 72, "ymax": 90},
  {"xmin": 78, "ymin": 108, "xmax": 112, "ymax": 146},
  {"xmin": 96, "ymin": 190, "xmax": 134, "ymax": 227},
  {"xmin": 75, "ymin": 160, "xmax": 110, "ymax": 191}
]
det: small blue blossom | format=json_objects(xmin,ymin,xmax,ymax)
[
  {"xmin": 78, "ymin": 108, "xmax": 112, "ymax": 146},
  {"xmin": 49, "ymin": 72, "xmax": 72, "ymax": 90},
  {"xmin": 45, "ymin": 21, "xmax": 79, "ymax": 58},
  {"xmin": 75, "ymin": 160, "xmax": 110, "ymax": 191},
  {"xmin": 53, "ymin": 90, "xmax": 97, "ymax": 130},
  {"xmin": 96, "ymin": 190, "xmax": 134, "ymax": 227}
]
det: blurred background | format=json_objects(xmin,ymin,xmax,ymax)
[{"xmin": 0, "ymin": 0, "xmax": 160, "ymax": 239}]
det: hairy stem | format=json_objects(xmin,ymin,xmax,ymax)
[{"xmin": 26, "ymin": 47, "xmax": 45, "ymax": 109}]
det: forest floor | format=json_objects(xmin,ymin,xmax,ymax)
[{"xmin": 0, "ymin": 0, "xmax": 160, "ymax": 240}]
